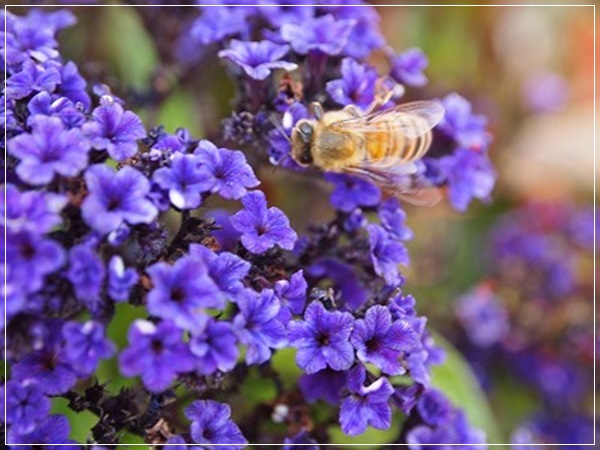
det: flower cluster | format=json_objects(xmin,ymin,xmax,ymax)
[
  {"xmin": 4, "ymin": 4, "xmax": 491, "ymax": 448},
  {"xmin": 179, "ymin": 1, "xmax": 496, "ymax": 212},
  {"xmin": 3, "ymin": 7, "xmax": 291, "ymax": 446},
  {"xmin": 452, "ymin": 203, "xmax": 595, "ymax": 446},
  {"xmin": 402, "ymin": 388, "xmax": 486, "ymax": 447}
]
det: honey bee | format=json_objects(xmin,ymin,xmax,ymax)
[{"xmin": 289, "ymin": 96, "xmax": 445, "ymax": 206}]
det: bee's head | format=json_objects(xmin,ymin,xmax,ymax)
[{"xmin": 291, "ymin": 119, "xmax": 314, "ymax": 166}]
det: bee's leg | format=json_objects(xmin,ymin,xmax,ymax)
[
  {"xmin": 365, "ymin": 90, "xmax": 395, "ymax": 114},
  {"xmin": 310, "ymin": 102, "xmax": 324, "ymax": 121},
  {"xmin": 342, "ymin": 104, "xmax": 361, "ymax": 118}
]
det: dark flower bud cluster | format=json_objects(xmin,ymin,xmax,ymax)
[
  {"xmin": 4, "ymin": 4, "xmax": 495, "ymax": 447},
  {"xmin": 451, "ymin": 203, "xmax": 595, "ymax": 446}
]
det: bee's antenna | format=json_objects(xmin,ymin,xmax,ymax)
[
  {"xmin": 269, "ymin": 114, "xmax": 292, "ymax": 144},
  {"xmin": 270, "ymin": 153, "xmax": 292, "ymax": 173},
  {"xmin": 310, "ymin": 102, "xmax": 324, "ymax": 120}
]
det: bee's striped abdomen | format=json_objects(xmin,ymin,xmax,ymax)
[
  {"xmin": 364, "ymin": 114, "xmax": 432, "ymax": 165},
  {"xmin": 395, "ymin": 113, "xmax": 433, "ymax": 162}
]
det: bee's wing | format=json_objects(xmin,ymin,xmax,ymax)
[
  {"xmin": 331, "ymin": 100, "xmax": 445, "ymax": 139},
  {"xmin": 344, "ymin": 162, "xmax": 442, "ymax": 207}
]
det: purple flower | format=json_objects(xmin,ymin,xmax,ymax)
[
  {"xmin": 323, "ymin": 3, "xmax": 384, "ymax": 59},
  {"xmin": 379, "ymin": 198, "xmax": 414, "ymax": 241},
  {"xmin": 194, "ymin": 140, "xmax": 260, "ymax": 200},
  {"xmin": 326, "ymin": 173, "xmax": 381, "ymax": 212},
  {"xmin": 390, "ymin": 291, "xmax": 417, "ymax": 319},
  {"xmin": 406, "ymin": 396, "xmax": 486, "ymax": 447},
  {"xmin": 218, "ymin": 40, "xmax": 297, "ymax": 80},
  {"xmin": 82, "ymin": 97, "xmax": 146, "ymax": 161},
  {"xmin": 3, "ymin": 95, "xmax": 20, "ymax": 133},
  {"xmin": 4, "ymin": 12, "xmax": 62, "ymax": 67},
  {"xmin": 284, "ymin": 431, "xmax": 319, "ymax": 450},
  {"xmin": 339, "ymin": 365, "xmax": 394, "ymax": 436},
  {"xmin": 6, "ymin": 60, "xmax": 61, "ymax": 99},
  {"xmin": 146, "ymin": 255, "xmax": 221, "ymax": 332},
  {"xmin": 66, "ymin": 244, "xmax": 105, "ymax": 313},
  {"xmin": 406, "ymin": 425, "xmax": 453, "ymax": 449},
  {"xmin": 367, "ymin": 224, "xmax": 409, "ymax": 285},
  {"xmin": 62, "ymin": 320, "xmax": 115, "ymax": 376},
  {"xmin": 523, "ymin": 71, "xmax": 568, "ymax": 113},
  {"xmin": 438, "ymin": 93, "xmax": 491, "ymax": 151},
  {"xmin": 230, "ymin": 191, "xmax": 297, "ymax": 254},
  {"xmin": 188, "ymin": 244, "xmax": 250, "ymax": 298},
  {"xmin": 511, "ymin": 413, "xmax": 592, "ymax": 447},
  {"xmin": 11, "ymin": 322, "xmax": 76, "ymax": 395},
  {"xmin": 233, "ymin": 288, "xmax": 287, "ymax": 365},
  {"xmin": 208, "ymin": 208, "xmax": 242, "ymax": 252},
  {"xmin": 186, "ymin": 400, "xmax": 248, "ymax": 448},
  {"xmin": 417, "ymin": 389, "xmax": 452, "ymax": 426},
  {"xmin": 107, "ymin": 255, "xmax": 138, "ymax": 302},
  {"xmin": 153, "ymin": 153, "xmax": 215, "ymax": 209},
  {"xmin": 280, "ymin": 14, "xmax": 355, "ymax": 56},
  {"xmin": 20, "ymin": 9, "xmax": 76, "ymax": 35},
  {"xmin": 260, "ymin": 3, "xmax": 315, "ymax": 27},
  {"xmin": 455, "ymin": 285, "xmax": 509, "ymax": 347},
  {"xmin": 8, "ymin": 115, "xmax": 89, "ymax": 185},
  {"xmin": 567, "ymin": 207, "xmax": 595, "ymax": 250},
  {"xmin": 190, "ymin": 318, "xmax": 239, "ymax": 375},
  {"xmin": 7, "ymin": 229, "xmax": 65, "ymax": 294},
  {"xmin": 393, "ymin": 383, "xmax": 422, "ymax": 415},
  {"xmin": 166, "ymin": 434, "xmax": 206, "ymax": 450},
  {"xmin": 2, "ymin": 184, "xmax": 67, "ymax": 234},
  {"xmin": 289, "ymin": 301, "xmax": 354, "ymax": 373},
  {"xmin": 275, "ymin": 269, "xmax": 308, "ymax": 317},
  {"xmin": 119, "ymin": 320, "xmax": 195, "ymax": 393},
  {"xmin": 165, "ymin": 435, "xmax": 198, "ymax": 449},
  {"xmin": 8, "ymin": 414, "xmax": 77, "ymax": 448},
  {"xmin": 351, "ymin": 305, "xmax": 419, "ymax": 375},
  {"xmin": 26, "ymin": 92, "xmax": 85, "ymax": 129},
  {"xmin": 406, "ymin": 349, "xmax": 432, "ymax": 388},
  {"xmin": 27, "ymin": 91, "xmax": 62, "ymax": 115},
  {"xmin": 326, "ymin": 58, "xmax": 378, "ymax": 109},
  {"xmin": 308, "ymin": 258, "xmax": 368, "ymax": 310},
  {"xmin": 188, "ymin": 6, "xmax": 251, "ymax": 47},
  {"xmin": 150, "ymin": 133, "xmax": 186, "ymax": 155},
  {"xmin": 344, "ymin": 208, "xmax": 367, "ymax": 232},
  {"xmin": 436, "ymin": 148, "xmax": 496, "ymax": 213},
  {"xmin": 268, "ymin": 102, "xmax": 308, "ymax": 165},
  {"xmin": 3, "ymin": 264, "xmax": 27, "ymax": 326},
  {"xmin": 452, "ymin": 410, "xmax": 487, "ymax": 446},
  {"xmin": 308, "ymin": 258, "xmax": 369, "ymax": 310},
  {"xmin": 299, "ymin": 368, "xmax": 347, "ymax": 405},
  {"xmin": 5, "ymin": 379, "xmax": 51, "ymax": 435},
  {"xmin": 390, "ymin": 48, "xmax": 429, "ymax": 88},
  {"xmin": 58, "ymin": 60, "xmax": 91, "ymax": 109},
  {"xmin": 81, "ymin": 164, "xmax": 158, "ymax": 234}
]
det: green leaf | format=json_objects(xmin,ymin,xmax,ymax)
[
  {"xmin": 327, "ymin": 416, "xmax": 402, "ymax": 449},
  {"xmin": 95, "ymin": 7, "xmax": 158, "ymax": 90},
  {"xmin": 97, "ymin": 303, "xmax": 147, "ymax": 393},
  {"xmin": 155, "ymin": 88, "xmax": 203, "ymax": 137},
  {"xmin": 488, "ymin": 375, "xmax": 539, "ymax": 440},
  {"xmin": 271, "ymin": 348, "xmax": 303, "ymax": 390},
  {"xmin": 119, "ymin": 432, "xmax": 146, "ymax": 445},
  {"xmin": 52, "ymin": 397, "xmax": 98, "ymax": 443},
  {"xmin": 239, "ymin": 367, "xmax": 277, "ymax": 408},
  {"xmin": 429, "ymin": 331, "xmax": 502, "ymax": 444}
]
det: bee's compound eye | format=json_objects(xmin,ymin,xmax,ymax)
[
  {"xmin": 298, "ymin": 122, "xmax": 313, "ymax": 143},
  {"xmin": 299, "ymin": 122, "xmax": 312, "ymax": 135}
]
